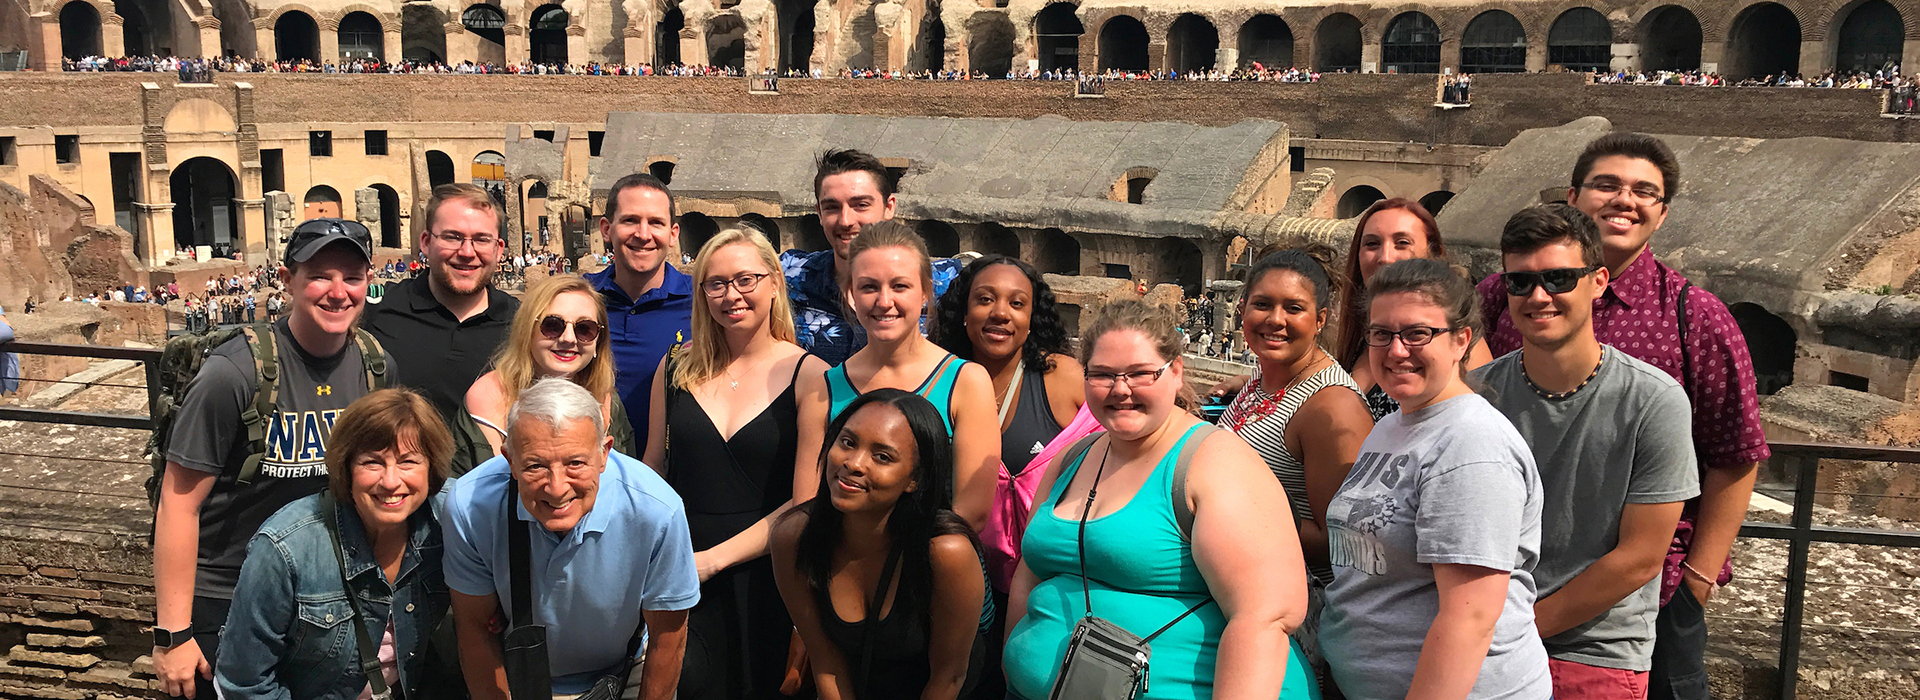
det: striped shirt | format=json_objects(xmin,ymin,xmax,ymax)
[{"xmin": 1220, "ymin": 361, "xmax": 1365, "ymax": 585}]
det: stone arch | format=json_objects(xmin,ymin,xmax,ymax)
[
  {"xmin": 463, "ymin": 3, "xmax": 508, "ymax": 45},
  {"xmin": 265, "ymin": 3, "xmax": 325, "ymax": 26},
  {"xmin": 707, "ymin": 12, "xmax": 747, "ymax": 68},
  {"xmin": 975, "ymin": 222, "xmax": 1022, "ymax": 257},
  {"xmin": 117, "ymin": 0, "xmax": 180, "ymax": 57},
  {"xmin": 367, "ymin": 183, "xmax": 402, "ymax": 248},
  {"xmin": 1730, "ymin": 302, "xmax": 1796, "ymax": 394},
  {"xmin": 1462, "ymin": 10, "xmax": 1527, "ymax": 72},
  {"xmin": 1111, "ymin": 166, "xmax": 1158, "ymax": 204},
  {"xmin": 1829, "ymin": 0, "xmax": 1904, "ymax": 71},
  {"xmin": 172, "ymin": 157, "xmax": 241, "ymax": 253},
  {"xmin": 1156, "ymin": 237, "xmax": 1202, "ymax": 295},
  {"xmin": 332, "ymin": 3, "xmax": 397, "ymax": 31},
  {"xmin": 1724, "ymin": 2, "xmax": 1804, "ymax": 78},
  {"xmin": 1381, "ymin": 10, "xmax": 1443, "ymax": 73},
  {"xmin": 646, "ymin": 159, "xmax": 675, "ymax": 185},
  {"xmin": 1638, "ymin": 4, "xmax": 1705, "ymax": 70},
  {"xmin": 1166, "ymin": 13, "xmax": 1219, "ymax": 72},
  {"xmin": 1033, "ymin": 227, "xmax": 1080, "ymax": 275},
  {"xmin": 274, "ymin": 10, "xmax": 321, "ymax": 62},
  {"xmin": 778, "ymin": 0, "xmax": 815, "ymax": 71},
  {"xmin": 1548, "ymin": 6, "xmax": 1613, "ymax": 70},
  {"xmin": 1097, "ymin": 13, "xmax": 1149, "ymax": 71},
  {"xmin": 655, "ymin": 3, "xmax": 682, "ymax": 65},
  {"xmin": 678, "ymin": 211, "xmax": 720, "ymax": 258},
  {"xmin": 427, "ymin": 150, "xmax": 456, "ymax": 186},
  {"xmin": 303, "ymin": 184, "xmax": 343, "ymax": 218},
  {"xmin": 1239, "ymin": 14, "xmax": 1294, "ymax": 69},
  {"xmin": 1315, "ymin": 12, "xmax": 1364, "ymax": 71},
  {"xmin": 794, "ymin": 214, "xmax": 830, "ymax": 252},
  {"xmin": 58, "ymin": 0, "xmax": 103, "ymax": 59},
  {"xmin": 338, "ymin": 10, "xmax": 386, "ymax": 60},
  {"xmin": 1417, "ymin": 190, "xmax": 1455, "ymax": 214},
  {"xmin": 402, "ymin": 3, "xmax": 447, "ymax": 63},
  {"xmin": 915, "ymin": 220, "xmax": 961, "ymax": 257},
  {"xmin": 1336, "ymin": 184, "xmax": 1386, "ymax": 218},
  {"xmin": 917, "ymin": 9, "xmax": 946, "ymax": 71},
  {"xmin": 967, "ymin": 11, "xmax": 1016, "ymax": 74},
  {"xmin": 738, "ymin": 212, "xmax": 781, "ymax": 244},
  {"xmin": 1035, "ymin": 1, "xmax": 1083, "ymax": 72},
  {"xmin": 529, "ymin": 2, "xmax": 568, "ymax": 64}
]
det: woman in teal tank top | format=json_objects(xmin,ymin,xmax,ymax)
[
  {"xmin": 795, "ymin": 221, "xmax": 1001, "ymax": 530},
  {"xmin": 1004, "ymin": 299, "xmax": 1319, "ymax": 700}
]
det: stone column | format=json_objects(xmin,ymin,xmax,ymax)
[
  {"xmin": 235, "ymin": 198, "xmax": 267, "ymax": 266},
  {"xmin": 1148, "ymin": 40, "xmax": 1166, "ymax": 71},
  {"xmin": 1078, "ymin": 30, "xmax": 1095, "ymax": 72},
  {"xmin": 384, "ymin": 28, "xmax": 403, "ymax": 63},
  {"xmin": 102, "ymin": 13, "xmax": 125, "ymax": 56},
  {"xmin": 1525, "ymin": 41, "xmax": 1547, "ymax": 71},
  {"xmin": 681, "ymin": 26, "xmax": 705, "ymax": 66},
  {"xmin": 505, "ymin": 24, "xmax": 528, "ymax": 64},
  {"xmin": 137, "ymin": 202, "xmax": 176, "ymax": 262},
  {"xmin": 255, "ymin": 18, "xmax": 276, "ymax": 60},
  {"xmin": 264, "ymin": 191, "xmax": 295, "ymax": 263},
  {"xmin": 444, "ymin": 22, "xmax": 472, "ymax": 65},
  {"xmin": 197, "ymin": 15, "xmax": 223, "ymax": 58},
  {"xmin": 29, "ymin": 12, "xmax": 58, "ymax": 71},
  {"xmin": 1798, "ymin": 39, "xmax": 1826, "ymax": 78},
  {"xmin": 1699, "ymin": 40, "xmax": 1724, "ymax": 74},
  {"xmin": 1612, "ymin": 41, "xmax": 1638, "ymax": 72},
  {"xmin": 320, "ymin": 16, "xmax": 342, "ymax": 62},
  {"xmin": 1215, "ymin": 47, "xmax": 1239, "ymax": 71},
  {"xmin": 566, "ymin": 25, "xmax": 587, "ymax": 65},
  {"xmin": 1439, "ymin": 37, "xmax": 1460, "ymax": 73},
  {"xmin": 1361, "ymin": 42, "xmax": 1380, "ymax": 73},
  {"xmin": 624, "ymin": 25, "xmax": 649, "ymax": 66}
]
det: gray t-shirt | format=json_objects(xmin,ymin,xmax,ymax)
[
  {"xmin": 1474, "ymin": 346, "xmax": 1700, "ymax": 670},
  {"xmin": 167, "ymin": 320, "xmax": 386, "ymax": 598},
  {"xmin": 1321, "ymin": 393, "xmax": 1551, "ymax": 700}
]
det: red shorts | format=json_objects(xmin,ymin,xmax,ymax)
[{"xmin": 1549, "ymin": 658, "xmax": 1650, "ymax": 700}]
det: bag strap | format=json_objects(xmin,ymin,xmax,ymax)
[
  {"xmin": 1676, "ymin": 281, "xmax": 1693, "ymax": 400},
  {"xmin": 1074, "ymin": 443, "xmax": 1111, "ymax": 618},
  {"xmin": 1171, "ymin": 424, "xmax": 1219, "ymax": 543},
  {"xmin": 321, "ymin": 493, "xmax": 395, "ymax": 700},
  {"xmin": 506, "ymin": 483, "xmax": 531, "ymax": 629},
  {"xmin": 236, "ymin": 324, "xmax": 277, "ymax": 486},
  {"xmin": 355, "ymin": 329, "xmax": 389, "ymax": 390},
  {"xmin": 855, "ymin": 546, "xmax": 904, "ymax": 700},
  {"xmin": 995, "ymin": 366, "xmax": 1025, "ymax": 427}
]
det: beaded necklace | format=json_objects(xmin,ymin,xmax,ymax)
[
  {"xmin": 1225, "ymin": 350, "xmax": 1328, "ymax": 432},
  {"xmin": 1522, "ymin": 347, "xmax": 1605, "ymax": 400}
]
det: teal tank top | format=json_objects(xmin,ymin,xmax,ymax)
[
  {"xmin": 824, "ymin": 353, "xmax": 967, "ymax": 434},
  {"xmin": 1003, "ymin": 424, "xmax": 1321, "ymax": 700}
]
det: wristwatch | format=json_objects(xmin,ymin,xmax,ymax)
[{"xmin": 153, "ymin": 626, "xmax": 193, "ymax": 649}]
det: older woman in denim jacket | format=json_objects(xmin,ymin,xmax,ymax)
[{"xmin": 217, "ymin": 389, "xmax": 455, "ymax": 700}]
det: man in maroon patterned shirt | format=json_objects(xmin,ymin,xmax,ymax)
[{"xmin": 1477, "ymin": 132, "xmax": 1770, "ymax": 700}]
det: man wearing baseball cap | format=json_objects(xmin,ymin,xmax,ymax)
[{"xmin": 151, "ymin": 218, "xmax": 396, "ymax": 700}]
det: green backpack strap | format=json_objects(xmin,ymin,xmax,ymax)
[
  {"xmin": 236, "ymin": 323, "xmax": 278, "ymax": 486},
  {"xmin": 1171, "ymin": 424, "xmax": 1220, "ymax": 543},
  {"xmin": 354, "ymin": 329, "xmax": 388, "ymax": 390}
]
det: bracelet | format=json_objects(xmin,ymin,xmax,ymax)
[{"xmin": 1680, "ymin": 561, "xmax": 1722, "ymax": 600}]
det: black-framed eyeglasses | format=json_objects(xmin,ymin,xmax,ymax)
[
  {"xmin": 1364, "ymin": 326, "xmax": 1457, "ymax": 348},
  {"xmin": 1578, "ymin": 180, "xmax": 1668, "ymax": 204},
  {"xmin": 1085, "ymin": 359, "xmax": 1174, "ymax": 389},
  {"xmin": 538, "ymin": 316, "xmax": 601, "ymax": 343},
  {"xmin": 702, "ymin": 273, "xmax": 770, "ymax": 298},
  {"xmin": 1503, "ymin": 265, "xmax": 1600, "ymax": 297},
  {"xmin": 431, "ymin": 231, "xmax": 499, "ymax": 249}
]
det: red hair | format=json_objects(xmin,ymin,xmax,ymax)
[{"xmin": 1336, "ymin": 198, "xmax": 1444, "ymax": 369}]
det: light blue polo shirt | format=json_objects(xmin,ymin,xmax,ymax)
[{"xmin": 443, "ymin": 449, "xmax": 700, "ymax": 693}]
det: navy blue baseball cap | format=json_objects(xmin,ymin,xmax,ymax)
[{"xmin": 284, "ymin": 218, "xmax": 373, "ymax": 267}]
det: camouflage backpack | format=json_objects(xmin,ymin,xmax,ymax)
[{"xmin": 143, "ymin": 322, "xmax": 388, "ymax": 507}]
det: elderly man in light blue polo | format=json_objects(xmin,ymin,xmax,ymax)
[{"xmin": 444, "ymin": 378, "xmax": 698, "ymax": 700}]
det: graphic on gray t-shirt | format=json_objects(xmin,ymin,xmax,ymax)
[
  {"xmin": 1474, "ymin": 346, "xmax": 1700, "ymax": 671},
  {"xmin": 166, "ymin": 320, "xmax": 382, "ymax": 598},
  {"xmin": 1320, "ymin": 393, "xmax": 1552, "ymax": 700}
]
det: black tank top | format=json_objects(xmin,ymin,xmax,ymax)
[
  {"xmin": 663, "ymin": 355, "xmax": 808, "ymax": 550},
  {"xmin": 813, "ymin": 550, "xmax": 930, "ymax": 699},
  {"xmin": 998, "ymin": 366, "xmax": 1064, "ymax": 476}
]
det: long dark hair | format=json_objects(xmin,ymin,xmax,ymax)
[
  {"xmin": 932, "ymin": 255, "xmax": 1068, "ymax": 375},
  {"xmin": 790, "ymin": 389, "xmax": 980, "ymax": 619},
  {"xmin": 1337, "ymin": 198, "xmax": 1444, "ymax": 369}
]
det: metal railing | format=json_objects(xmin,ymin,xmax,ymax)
[{"xmin": 0, "ymin": 340, "xmax": 161, "ymax": 430}]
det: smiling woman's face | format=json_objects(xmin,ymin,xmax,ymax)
[
  {"xmin": 963, "ymin": 263, "xmax": 1034, "ymax": 363},
  {"xmin": 825, "ymin": 403, "xmax": 919, "ymax": 515}
]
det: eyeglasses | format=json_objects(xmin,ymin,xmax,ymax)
[
  {"xmin": 1503, "ymin": 265, "xmax": 1600, "ymax": 297},
  {"xmin": 1085, "ymin": 359, "xmax": 1173, "ymax": 389},
  {"xmin": 538, "ymin": 316, "xmax": 601, "ymax": 343},
  {"xmin": 1365, "ymin": 326, "xmax": 1458, "ymax": 348},
  {"xmin": 1578, "ymin": 180, "xmax": 1668, "ymax": 204},
  {"xmin": 431, "ymin": 231, "xmax": 499, "ymax": 249},
  {"xmin": 701, "ymin": 273, "xmax": 770, "ymax": 298}
]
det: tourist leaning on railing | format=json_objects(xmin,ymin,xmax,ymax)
[{"xmin": 215, "ymin": 389, "xmax": 454, "ymax": 700}]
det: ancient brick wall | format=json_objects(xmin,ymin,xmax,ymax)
[{"xmin": 0, "ymin": 565, "xmax": 158, "ymax": 700}]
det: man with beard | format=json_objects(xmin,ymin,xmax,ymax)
[{"xmin": 366, "ymin": 183, "xmax": 520, "ymax": 422}]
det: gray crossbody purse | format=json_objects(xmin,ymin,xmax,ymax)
[{"xmin": 1047, "ymin": 426, "xmax": 1217, "ymax": 700}]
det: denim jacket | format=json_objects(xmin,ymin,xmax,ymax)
[{"xmin": 217, "ymin": 493, "xmax": 449, "ymax": 700}]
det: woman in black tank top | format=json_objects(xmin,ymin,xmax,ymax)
[{"xmin": 643, "ymin": 228, "xmax": 830, "ymax": 700}]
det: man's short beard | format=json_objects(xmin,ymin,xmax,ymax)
[{"xmin": 430, "ymin": 261, "xmax": 493, "ymax": 297}]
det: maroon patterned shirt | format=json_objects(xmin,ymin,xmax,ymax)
[{"xmin": 1477, "ymin": 250, "xmax": 1771, "ymax": 605}]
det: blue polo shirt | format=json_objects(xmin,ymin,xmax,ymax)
[
  {"xmin": 442, "ymin": 450, "xmax": 700, "ymax": 693},
  {"xmin": 585, "ymin": 265, "xmax": 693, "ymax": 452}
]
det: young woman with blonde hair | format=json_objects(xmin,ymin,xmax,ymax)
[{"xmin": 464, "ymin": 274, "xmax": 630, "ymax": 459}]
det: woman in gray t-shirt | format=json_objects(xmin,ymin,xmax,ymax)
[{"xmin": 1319, "ymin": 259, "xmax": 1551, "ymax": 700}]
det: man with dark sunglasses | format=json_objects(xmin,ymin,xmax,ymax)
[
  {"xmin": 1473, "ymin": 204, "xmax": 1697, "ymax": 700},
  {"xmin": 365, "ymin": 183, "xmax": 520, "ymax": 425},
  {"xmin": 153, "ymin": 218, "xmax": 394, "ymax": 700},
  {"xmin": 1477, "ymin": 133, "xmax": 1768, "ymax": 700}
]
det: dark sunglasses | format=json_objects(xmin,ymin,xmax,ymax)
[
  {"xmin": 289, "ymin": 220, "xmax": 373, "ymax": 248},
  {"xmin": 1503, "ymin": 265, "xmax": 1599, "ymax": 297},
  {"xmin": 538, "ymin": 316, "xmax": 602, "ymax": 343}
]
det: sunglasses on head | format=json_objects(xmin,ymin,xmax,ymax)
[
  {"xmin": 1503, "ymin": 265, "xmax": 1600, "ymax": 297},
  {"xmin": 289, "ymin": 221, "xmax": 373, "ymax": 248},
  {"xmin": 538, "ymin": 316, "xmax": 602, "ymax": 343}
]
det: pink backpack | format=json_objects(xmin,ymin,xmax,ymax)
[{"xmin": 982, "ymin": 404, "xmax": 1104, "ymax": 591}]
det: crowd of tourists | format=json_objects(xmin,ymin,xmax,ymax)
[{"xmin": 142, "ymin": 136, "xmax": 1762, "ymax": 700}]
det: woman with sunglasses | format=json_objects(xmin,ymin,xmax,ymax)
[
  {"xmin": 642, "ymin": 228, "xmax": 827, "ymax": 700},
  {"xmin": 1319, "ymin": 259, "xmax": 1549, "ymax": 700},
  {"xmin": 464, "ymin": 274, "xmax": 632, "ymax": 458}
]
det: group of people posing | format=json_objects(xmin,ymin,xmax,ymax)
[{"xmin": 147, "ymin": 135, "xmax": 1765, "ymax": 700}]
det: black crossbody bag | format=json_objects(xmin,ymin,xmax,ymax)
[
  {"xmin": 500, "ymin": 485, "xmax": 646, "ymax": 700},
  {"xmin": 320, "ymin": 493, "xmax": 399, "ymax": 700},
  {"xmin": 1047, "ymin": 425, "xmax": 1218, "ymax": 700}
]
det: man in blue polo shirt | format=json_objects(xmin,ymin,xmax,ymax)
[
  {"xmin": 780, "ymin": 148, "xmax": 962, "ymax": 366},
  {"xmin": 586, "ymin": 173, "xmax": 692, "ymax": 451},
  {"xmin": 445, "ymin": 378, "xmax": 699, "ymax": 700}
]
